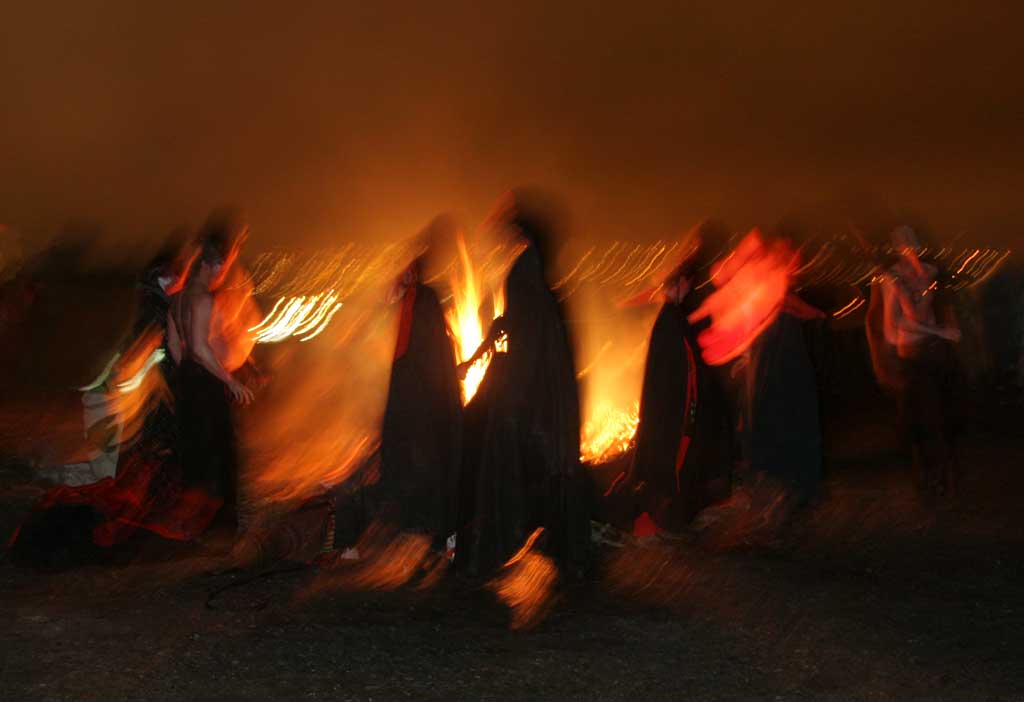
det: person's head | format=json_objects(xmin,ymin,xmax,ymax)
[
  {"xmin": 193, "ymin": 209, "xmax": 247, "ymax": 288},
  {"xmin": 412, "ymin": 214, "xmax": 458, "ymax": 283},
  {"xmin": 195, "ymin": 237, "xmax": 227, "ymax": 286},
  {"xmin": 890, "ymin": 225, "xmax": 922, "ymax": 255}
]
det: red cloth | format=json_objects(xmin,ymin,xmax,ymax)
[
  {"xmin": 393, "ymin": 285, "xmax": 418, "ymax": 361},
  {"xmin": 633, "ymin": 511, "xmax": 660, "ymax": 538},
  {"xmin": 674, "ymin": 338, "xmax": 699, "ymax": 490}
]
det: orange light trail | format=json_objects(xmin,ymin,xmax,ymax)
[{"xmin": 249, "ymin": 291, "xmax": 342, "ymax": 343}]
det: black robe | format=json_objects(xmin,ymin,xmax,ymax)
[
  {"xmin": 746, "ymin": 309, "xmax": 823, "ymax": 505},
  {"xmin": 373, "ymin": 283, "xmax": 462, "ymax": 547},
  {"xmin": 457, "ymin": 245, "xmax": 588, "ymax": 576},
  {"xmin": 601, "ymin": 301, "xmax": 732, "ymax": 533},
  {"xmin": 171, "ymin": 292, "xmax": 239, "ymax": 527}
]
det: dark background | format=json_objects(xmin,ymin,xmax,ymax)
[{"xmin": 3, "ymin": 2, "xmax": 1022, "ymax": 256}]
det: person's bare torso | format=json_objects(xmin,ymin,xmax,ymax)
[{"xmin": 888, "ymin": 259, "xmax": 938, "ymax": 355}]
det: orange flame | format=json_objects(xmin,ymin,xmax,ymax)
[
  {"xmin": 445, "ymin": 234, "xmax": 503, "ymax": 404},
  {"xmin": 580, "ymin": 400, "xmax": 639, "ymax": 463}
]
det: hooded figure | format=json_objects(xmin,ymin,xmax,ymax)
[
  {"xmin": 456, "ymin": 191, "xmax": 588, "ymax": 577},
  {"xmin": 608, "ymin": 234, "xmax": 733, "ymax": 535},
  {"xmin": 372, "ymin": 218, "xmax": 463, "ymax": 549}
]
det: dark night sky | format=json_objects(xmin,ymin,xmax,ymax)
[{"xmin": 1, "ymin": 1, "xmax": 1021, "ymax": 254}]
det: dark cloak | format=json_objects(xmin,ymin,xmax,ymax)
[
  {"xmin": 746, "ymin": 308, "xmax": 823, "ymax": 505},
  {"xmin": 457, "ymin": 245, "xmax": 588, "ymax": 576},
  {"xmin": 605, "ymin": 300, "xmax": 733, "ymax": 533},
  {"xmin": 171, "ymin": 290, "xmax": 239, "ymax": 528},
  {"xmin": 372, "ymin": 283, "xmax": 462, "ymax": 547}
]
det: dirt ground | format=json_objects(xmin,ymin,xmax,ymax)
[{"xmin": 2, "ymin": 395, "xmax": 1023, "ymax": 702}]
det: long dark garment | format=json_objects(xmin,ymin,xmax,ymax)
[
  {"xmin": 606, "ymin": 301, "xmax": 733, "ymax": 533},
  {"xmin": 174, "ymin": 360, "xmax": 238, "ymax": 524},
  {"xmin": 372, "ymin": 283, "xmax": 462, "ymax": 547},
  {"xmin": 745, "ymin": 309, "xmax": 823, "ymax": 506},
  {"xmin": 897, "ymin": 338, "xmax": 961, "ymax": 493},
  {"xmin": 457, "ymin": 245, "xmax": 589, "ymax": 576},
  {"xmin": 171, "ymin": 292, "xmax": 239, "ymax": 528}
]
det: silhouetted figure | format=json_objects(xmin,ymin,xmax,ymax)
[
  {"xmin": 610, "ymin": 248, "xmax": 733, "ymax": 535},
  {"xmin": 688, "ymin": 228, "xmax": 824, "ymax": 511},
  {"xmin": 744, "ymin": 291, "xmax": 826, "ymax": 508},
  {"xmin": 880, "ymin": 226, "xmax": 962, "ymax": 496},
  {"xmin": 456, "ymin": 192, "xmax": 588, "ymax": 577},
  {"xmin": 167, "ymin": 225, "xmax": 254, "ymax": 530},
  {"xmin": 372, "ymin": 220, "xmax": 463, "ymax": 550}
]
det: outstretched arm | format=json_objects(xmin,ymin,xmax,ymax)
[{"xmin": 457, "ymin": 315, "xmax": 507, "ymax": 377}]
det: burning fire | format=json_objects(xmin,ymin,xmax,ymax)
[
  {"xmin": 445, "ymin": 236, "xmax": 504, "ymax": 403},
  {"xmin": 249, "ymin": 290, "xmax": 343, "ymax": 344},
  {"xmin": 580, "ymin": 401, "xmax": 640, "ymax": 464}
]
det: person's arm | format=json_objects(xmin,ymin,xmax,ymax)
[
  {"xmin": 891, "ymin": 282, "xmax": 960, "ymax": 341},
  {"xmin": 888, "ymin": 276, "xmax": 958, "ymax": 341},
  {"xmin": 457, "ymin": 315, "xmax": 507, "ymax": 378},
  {"xmin": 190, "ymin": 294, "xmax": 255, "ymax": 404},
  {"xmin": 166, "ymin": 309, "xmax": 182, "ymax": 364}
]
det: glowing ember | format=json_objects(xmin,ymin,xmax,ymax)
[
  {"xmin": 445, "ymin": 235, "xmax": 502, "ymax": 404},
  {"xmin": 249, "ymin": 290, "xmax": 343, "ymax": 343},
  {"xmin": 581, "ymin": 401, "xmax": 640, "ymax": 464}
]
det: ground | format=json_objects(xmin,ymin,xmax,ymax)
[{"xmin": 2, "ymin": 395, "xmax": 1023, "ymax": 701}]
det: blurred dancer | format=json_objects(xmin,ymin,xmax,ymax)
[
  {"xmin": 880, "ymin": 226, "xmax": 961, "ymax": 496},
  {"xmin": 456, "ymin": 190, "xmax": 588, "ymax": 577},
  {"xmin": 167, "ymin": 219, "xmax": 254, "ymax": 530},
  {"xmin": 9, "ymin": 241, "xmax": 221, "ymax": 570},
  {"xmin": 690, "ymin": 229, "xmax": 824, "ymax": 512},
  {"xmin": 372, "ymin": 218, "xmax": 463, "ymax": 551},
  {"xmin": 606, "ymin": 231, "xmax": 732, "ymax": 536}
]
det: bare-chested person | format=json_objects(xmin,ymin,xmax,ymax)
[
  {"xmin": 880, "ymin": 225, "xmax": 961, "ymax": 496},
  {"xmin": 167, "ymin": 227, "xmax": 254, "ymax": 530}
]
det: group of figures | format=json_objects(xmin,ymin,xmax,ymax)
[{"xmin": 8, "ymin": 192, "xmax": 966, "ymax": 578}]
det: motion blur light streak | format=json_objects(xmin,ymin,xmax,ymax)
[
  {"xmin": 832, "ymin": 296, "xmax": 866, "ymax": 320},
  {"xmin": 689, "ymin": 230, "xmax": 796, "ymax": 366},
  {"xmin": 115, "ymin": 348, "xmax": 166, "ymax": 394},
  {"xmin": 488, "ymin": 527, "xmax": 558, "ymax": 630},
  {"xmin": 249, "ymin": 291, "xmax": 342, "ymax": 343}
]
